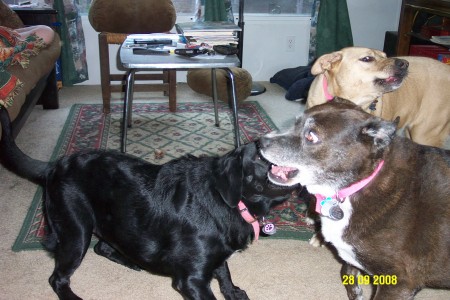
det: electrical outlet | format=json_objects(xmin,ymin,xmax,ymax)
[{"xmin": 286, "ymin": 36, "xmax": 295, "ymax": 52}]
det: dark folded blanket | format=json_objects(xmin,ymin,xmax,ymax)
[{"xmin": 270, "ymin": 65, "xmax": 315, "ymax": 101}]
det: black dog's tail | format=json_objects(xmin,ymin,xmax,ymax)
[{"xmin": 0, "ymin": 106, "xmax": 48, "ymax": 185}]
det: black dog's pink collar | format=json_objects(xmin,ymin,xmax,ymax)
[{"xmin": 238, "ymin": 201, "xmax": 260, "ymax": 241}]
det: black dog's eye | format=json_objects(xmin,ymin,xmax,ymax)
[
  {"xmin": 305, "ymin": 131, "xmax": 319, "ymax": 144},
  {"xmin": 360, "ymin": 56, "xmax": 375, "ymax": 63},
  {"xmin": 245, "ymin": 175, "xmax": 254, "ymax": 183}
]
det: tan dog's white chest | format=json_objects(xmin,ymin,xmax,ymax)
[{"xmin": 321, "ymin": 199, "xmax": 365, "ymax": 271}]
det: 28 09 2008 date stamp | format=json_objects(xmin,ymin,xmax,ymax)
[{"xmin": 342, "ymin": 275, "xmax": 398, "ymax": 285}]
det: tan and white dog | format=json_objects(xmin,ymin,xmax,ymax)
[{"xmin": 306, "ymin": 47, "xmax": 450, "ymax": 148}]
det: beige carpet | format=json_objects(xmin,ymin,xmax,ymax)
[{"xmin": 0, "ymin": 83, "xmax": 448, "ymax": 299}]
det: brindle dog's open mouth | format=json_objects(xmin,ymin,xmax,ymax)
[
  {"xmin": 269, "ymin": 165, "xmax": 299, "ymax": 184},
  {"xmin": 257, "ymin": 143, "xmax": 299, "ymax": 185}
]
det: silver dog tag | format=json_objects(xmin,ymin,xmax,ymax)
[
  {"xmin": 329, "ymin": 205, "xmax": 344, "ymax": 220},
  {"xmin": 321, "ymin": 198, "xmax": 344, "ymax": 221}
]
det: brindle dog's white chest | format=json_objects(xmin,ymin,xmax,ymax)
[{"xmin": 321, "ymin": 199, "xmax": 364, "ymax": 270}]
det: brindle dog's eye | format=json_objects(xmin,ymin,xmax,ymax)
[
  {"xmin": 305, "ymin": 131, "xmax": 319, "ymax": 144},
  {"xmin": 360, "ymin": 56, "xmax": 375, "ymax": 63}
]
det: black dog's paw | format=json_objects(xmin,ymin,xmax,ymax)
[
  {"xmin": 225, "ymin": 287, "xmax": 249, "ymax": 300},
  {"xmin": 119, "ymin": 261, "xmax": 142, "ymax": 271}
]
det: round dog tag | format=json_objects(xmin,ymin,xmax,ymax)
[
  {"xmin": 329, "ymin": 205, "xmax": 344, "ymax": 220},
  {"xmin": 262, "ymin": 222, "xmax": 277, "ymax": 235},
  {"xmin": 321, "ymin": 198, "xmax": 344, "ymax": 221}
]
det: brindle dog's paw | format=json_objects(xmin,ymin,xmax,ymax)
[{"xmin": 309, "ymin": 233, "xmax": 324, "ymax": 247}]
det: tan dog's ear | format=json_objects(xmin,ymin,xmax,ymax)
[{"xmin": 311, "ymin": 52, "xmax": 343, "ymax": 75}]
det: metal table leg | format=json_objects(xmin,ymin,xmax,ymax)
[
  {"xmin": 121, "ymin": 69, "xmax": 135, "ymax": 153},
  {"xmin": 211, "ymin": 69, "xmax": 220, "ymax": 127},
  {"xmin": 223, "ymin": 68, "xmax": 240, "ymax": 148}
]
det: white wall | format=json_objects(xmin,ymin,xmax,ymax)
[
  {"xmin": 78, "ymin": 0, "xmax": 402, "ymax": 85},
  {"xmin": 241, "ymin": 14, "xmax": 311, "ymax": 81},
  {"xmin": 347, "ymin": 0, "xmax": 402, "ymax": 50}
]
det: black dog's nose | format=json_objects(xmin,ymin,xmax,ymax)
[{"xmin": 395, "ymin": 58, "xmax": 409, "ymax": 69}]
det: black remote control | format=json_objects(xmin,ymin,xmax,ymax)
[
  {"xmin": 132, "ymin": 48, "xmax": 170, "ymax": 55},
  {"xmin": 133, "ymin": 39, "xmax": 173, "ymax": 45}
]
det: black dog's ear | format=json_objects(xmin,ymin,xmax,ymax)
[
  {"xmin": 215, "ymin": 147, "xmax": 246, "ymax": 208},
  {"xmin": 361, "ymin": 119, "xmax": 397, "ymax": 152}
]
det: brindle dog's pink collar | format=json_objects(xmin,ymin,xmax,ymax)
[
  {"xmin": 315, "ymin": 160, "xmax": 385, "ymax": 214},
  {"xmin": 322, "ymin": 76, "xmax": 334, "ymax": 101},
  {"xmin": 238, "ymin": 201, "xmax": 259, "ymax": 241}
]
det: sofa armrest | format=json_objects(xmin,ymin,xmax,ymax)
[
  {"xmin": 0, "ymin": 1, "xmax": 25, "ymax": 29},
  {"xmin": 6, "ymin": 33, "xmax": 61, "ymax": 121}
]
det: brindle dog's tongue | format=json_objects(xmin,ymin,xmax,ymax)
[{"xmin": 270, "ymin": 165, "xmax": 298, "ymax": 182}]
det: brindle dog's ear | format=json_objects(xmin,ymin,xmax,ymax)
[
  {"xmin": 215, "ymin": 147, "xmax": 245, "ymax": 208},
  {"xmin": 361, "ymin": 119, "xmax": 397, "ymax": 153}
]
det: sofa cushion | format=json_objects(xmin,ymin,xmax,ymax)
[
  {"xmin": 6, "ymin": 33, "xmax": 61, "ymax": 121},
  {"xmin": 187, "ymin": 67, "xmax": 252, "ymax": 104},
  {"xmin": 89, "ymin": 0, "xmax": 176, "ymax": 34}
]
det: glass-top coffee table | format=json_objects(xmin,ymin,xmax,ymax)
[{"xmin": 119, "ymin": 36, "xmax": 241, "ymax": 153}]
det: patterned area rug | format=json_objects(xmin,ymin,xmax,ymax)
[{"xmin": 13, "ymin": 101, "xmax": 314, "ymax": 251}]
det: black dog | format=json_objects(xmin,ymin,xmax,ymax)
[{"xmin": 0, "ymin": 107, "xmax": 298, "ymax": 300}]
